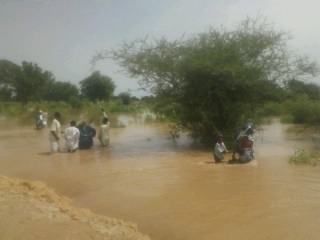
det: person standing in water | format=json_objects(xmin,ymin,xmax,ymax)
[
  {"xmin": 98, "ymin": 117, "xmax": 110, "ymax": 146},
  {"xmin": 213, "ymin": 133, "xmax": 229, "ymax": 163},
  {"xmin": 35, "ymin": 110, "xmax": 44, "ymax": 129},
  {"xmin": 238, "ymin": 127, "xmax": 255, "ymax": 163},
  {"xmin": 49, "ymin": 112, "xmax": 61, "ymax": 153},
  {"xmin": 64, "ymin": 120, "xmax": 80, "ymax": 153},
  {"xmin": 77, "ymin": 121, "xmax": 96, "ymax": 149},
  {"xmin": 42, "ymin": 111, "xmax": 48, "ymax": 128},
  {"xmin": 101, "ymin": 109, "xmax": 108, "ymax": 119}
]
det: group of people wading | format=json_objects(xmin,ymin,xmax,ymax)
[
  {"xmin": 47, "ymin": 109, "xmax": 110, "ymax": 154},
  {"xmin": 213, "ymin": 123, "xmax": 255, "ymax": 164},
  {"xmin": 40, "ymin": 107, "xmax": 254, "ymax": 163}
]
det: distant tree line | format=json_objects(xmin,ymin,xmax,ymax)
[{"xmin": 0, "ymin": 60, "xmax": 120, "ymax": 103}]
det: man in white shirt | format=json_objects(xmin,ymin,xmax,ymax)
[
  {"xmin": 98, "ymin": 117, "xmax": 110, "ymax": 146},
  {"xmin": 64, "ymin": 120, "xmax": 80, "ymax": 152},
  {"xmin": 49, "ymin": 112, "xmax": 61, "ymax": 153},
  {"xmin": 213, "ymin": 133, "xmax": 228, "ymax": 163}
]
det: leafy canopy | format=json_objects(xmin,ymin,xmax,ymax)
[
  {"xmin": 80, "ymin": 71, "xmax": 115, "ymax": 101},
  {"xmin": 94, "ymin": 17, "xmax": 318, "ymax": 142},
  {"xmin": 0, "ymin": 60, "xmax": 80, "ymax": 102}
]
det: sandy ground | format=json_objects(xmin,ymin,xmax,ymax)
[{"xmin": 0, "ymin": 175, "xmax": 150, "ymax": 240}]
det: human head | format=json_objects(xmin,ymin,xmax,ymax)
[
  {"xmin": 79, "ymin": 120, "xmax": 87, "ymax": 127},
  {"xmin": 70, "ymin": 120, "xmax": 76, "ymax": 126},
  {"xmin": 215, "ymin": 132, "xmax": 223, "ymax": 142},
  {"xmin": 54, "ymin": 112, "xmax": 61, "ymax": 119},
  {"xmin": 245, "ymin": 126, "xmax": 254, "ymax": 135},
  {"xmin": 102, "ymin": 117, "xmax": 109, "ymax": 124},
  {"xmin": 241, "ymin": 123, "xmax": 249, "ymax": 131}
]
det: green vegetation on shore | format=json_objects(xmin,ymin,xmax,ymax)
[
  {"xmin": 289, "ymin": 148, "xmax": 320, "ymax": 166},
  {"xmin": 0, "ymin": 99, "xmax": 147, "ymax": 126}
]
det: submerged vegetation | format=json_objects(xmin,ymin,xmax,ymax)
[{"xmin": 288, "ymin": 148, "xmax": 320, "ymax": 166}]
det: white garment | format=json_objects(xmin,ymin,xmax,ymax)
[
  {"xmin": 102, "ymin": 111, "xmax": 108, "ymax": 119},
  {"xmin": 42, "ymin": 112, "xmax": 48, "ymax": 126},
  {"xmin": 64, "ymin": 126, "xmax": 80, "ymax": 151},
  {"xmin": 98, "ymin": 123, "xmax": 110, "ymax": 146},
  {"xmin": 51, "ymin": 141, "xmax": 60, "ymax": 153},
  {"xmin": 239, "ymin": 149, "xmax": 254, "ymax": 163},
  {"xmin": 237, "ymin": 126, "xmax": 254, "ymax": 140},
  {"xmin": 49, "ymin": 118, "xmax": 61, "ymax": 153},
  {"xmin": 214, "ymin": 142, "xmax": 227, "ymax": 161}
]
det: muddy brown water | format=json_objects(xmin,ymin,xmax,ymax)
[{"xmin": 0, "ymin": 118, "xmax": 320, "ymax": 240}]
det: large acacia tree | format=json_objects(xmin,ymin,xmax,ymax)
[{"xmin": 94, "ymin": 17, "xmax": 318, "ymax": 141}]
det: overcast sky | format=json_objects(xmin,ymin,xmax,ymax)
[{"xmin": 1, "ymin": 0, "xmax": 320, "ymax": 96}]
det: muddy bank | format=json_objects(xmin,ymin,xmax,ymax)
[{"xmin": 0, "ymin": 175, "xmax": 150, "ymax": 240}]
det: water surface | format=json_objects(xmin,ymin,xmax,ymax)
[{"xmin": 0, "ymin": 119, "xmax": 319, "ymax": 240}]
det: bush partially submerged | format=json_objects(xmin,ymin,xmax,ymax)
[{"xmin": 288, "ymin": 148, "xmax": 320, "ymax": 166}]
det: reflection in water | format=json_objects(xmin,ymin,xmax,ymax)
[{"xmin": 0, "ymin": 118, "xmax": 320, "ymax": 240}]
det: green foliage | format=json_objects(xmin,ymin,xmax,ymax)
[
  {"xmin": 286, "ymin": 79, "xmax": 320, "ymax": 100},
  {"xmin": 284, "ymin": 95, "xmax": 320, "ymax": 126},
  {"xmin": 151, "ymin": 96, "xmax": 179, "ymax": 121},
  {"xmin": 14, "ymin": 61, "xmax": 56, "ymax": 103},
  {"xmin": 256, "ymin": 101, "xmax": 287, "ymax": 118},
  {"xmin": 69, "ymin": 96, "xmax": 83, "ymax": 109},
  {"xmin": 45, "ymin": 81, "xmax": 79, "ymax": 101},
  {"xmin": 107, "ymin": 99, "xmax": 138, "ymax": 113},
  {"xmin": 280, "ymin": 114, "xmax": 294, "ymax": 124},
  {"xmin": 0, "ymin": 98, "xmax": 148, "ymax": 128},
  {"xmin": 0, "ymin": 59, "xmax": 20, "ymax": 100},
  {"xmin": 0, "ymin": 60, "xmax": 71, "ymax": 103},
  {"xmin": 95, "ymin": 16, "xmax": 318, "ymax": 143},
  {"xmin": 80, "ymin": 71, "xmax": 115, "ymax": 101},
  {"xmin": 117, "ymin": 92, "xmax": 131, "ymax": 105},
  {"xmin": 288, "ymin": 148, "xmax": 319, "ymax": 166}
]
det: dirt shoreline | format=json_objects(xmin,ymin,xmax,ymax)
[{"xmin": 0, "ymin": 175, "xmax": 150, "ymax": 240}]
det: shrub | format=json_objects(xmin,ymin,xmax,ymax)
[{"xmin": 288, "ymin": 148, "xmax": 319, "ymax": 166}]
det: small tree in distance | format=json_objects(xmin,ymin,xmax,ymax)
[
  {"xmin": 45, "ymin": 81, "xmax": 79, "ymax": 101},
  {"xmin": 118, "ymin": 92, "xmax": 131, "ymax": 105},
  {"xmin": 80, "ymin": 71, "xmax": 115, "ymax": 101}
]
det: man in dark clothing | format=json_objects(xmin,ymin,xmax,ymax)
[{"xmin": 77, "ymin": 121, "xmax": 96, "ymax": 149}]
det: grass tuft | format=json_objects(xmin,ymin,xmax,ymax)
[{"xmin": 288, "ymin": 148, "xmax": 320, "ymax": 166}]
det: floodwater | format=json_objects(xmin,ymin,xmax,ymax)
[{"xmin": 0, "ymin": 118, "xmax": 320, "ymax": 240}]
